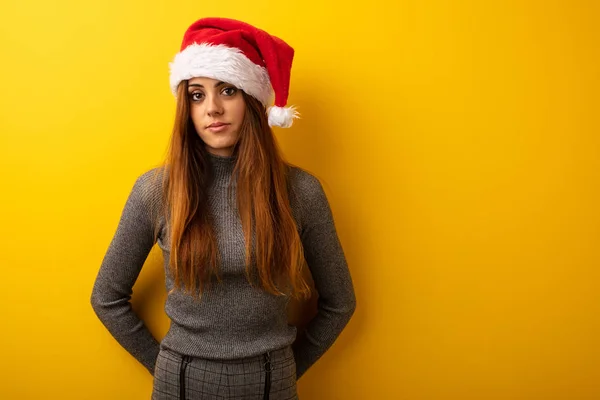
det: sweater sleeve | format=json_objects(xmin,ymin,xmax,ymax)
[
  {"xmin": 90, "ymin": 172, "xmax": 161, "ymax": 375},
  {"xmin": 291, "ymin": 172, "xmax": 357, "ymax": 380}
]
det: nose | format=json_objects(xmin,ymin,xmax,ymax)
[{"xmin": 206, "ymin": 93, "xmax": 224, "ymax": 116}]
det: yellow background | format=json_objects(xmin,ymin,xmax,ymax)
[{"xmin": 1, "ymin": 0, "xmax": 598, "ymax": 399}]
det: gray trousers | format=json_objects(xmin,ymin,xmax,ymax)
[{"xmin": 151, "ymin": 344, "xmax": 299, "ymax": 399}]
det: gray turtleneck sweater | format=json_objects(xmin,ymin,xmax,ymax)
[{"xmin": 90, "ymin": 152, "xmax": 356, "ymax": 380}]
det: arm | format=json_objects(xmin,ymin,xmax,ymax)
[
  {"xmin": 90, "ymin": 173, "xmax": 161, "ymax": 375},
  {"xmin": 292, "ymin": 174, "xmax": 357, "ymax": 380}
]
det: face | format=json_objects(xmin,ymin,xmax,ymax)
[{"xmin": 187, "ymin": 77, "xmax": 246, "ymax": 157}]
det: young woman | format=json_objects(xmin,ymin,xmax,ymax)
[{"xmin": 90, "ymin": 17, "xmax": 357, "ymax": 400}]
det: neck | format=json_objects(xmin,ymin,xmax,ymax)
[{"xmin": 207, "ymin": 151, "xmax": 236, "ymax": 186}]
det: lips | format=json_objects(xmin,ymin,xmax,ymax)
[{"xmin": 207, "ymin": 122, "xmax": 229, "ymax": 128}]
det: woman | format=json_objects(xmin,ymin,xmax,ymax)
[{"xmin": 90, "ymin": 17, "xmax": 357, "ymax": 400}]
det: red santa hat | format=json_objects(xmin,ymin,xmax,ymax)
[{"xmin": 169, "ymin": 17, "xmax": 299, "ymax": 128}]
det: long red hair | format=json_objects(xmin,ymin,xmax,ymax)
[{"xmin": 150, "ymin": 80, "xmax": 311, "ymax": 302}]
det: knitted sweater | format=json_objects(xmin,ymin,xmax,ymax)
[{"xmin": 90, "ymin": 152, "xmax": 357, "ymax": 380}]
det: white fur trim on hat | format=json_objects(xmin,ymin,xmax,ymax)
[
  {"xmin": 267, "ymin": 105, "xmax": 300, "ymax": 128},
  {"xmin": 169, "ymin": 43, "xmax": 274, "ymax": 106}
]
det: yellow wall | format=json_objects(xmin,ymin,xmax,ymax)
[{"xmin": 1, "ymin": 0, "xmax": 598, "ymax": 398}]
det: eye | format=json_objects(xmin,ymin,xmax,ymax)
[
  {"xmin": 223, "ymin": 87, "xmax": 238, "ymax": 96},
  {"xmin": 189, "ymin": 92, "xmax": 204, "ymax": 101}
]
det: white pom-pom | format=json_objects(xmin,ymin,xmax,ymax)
[{"xmin": 267, "ymin": 105, "xmax": 300, "ymax": 128}]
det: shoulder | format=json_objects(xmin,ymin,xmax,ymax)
[
  {"xmin": 130, "ymin": 166, "xmax": 168, "ymax": 216},
  {"xmin": 136, "ymin": 166, "xmax": 167, "ymax": 192},
  {"xmin": 287, "ymin": 165, "xmax": 333, "ymax": 226},
  {"xmin": 287, "ymin": 165, "xmax": 326, "ymax": 198},
  {"xmin": 138, "ymin": 165, "xmax": 167, "ymax": 185}
]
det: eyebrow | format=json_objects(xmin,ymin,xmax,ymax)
[{"xmin": 188, "ymin": 81, "xmax": 226, "ymax": 89}]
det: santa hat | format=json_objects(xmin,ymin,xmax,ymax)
[{"xmin": 169, "ymin": 17, "xmax": 299, "ymax": 128}]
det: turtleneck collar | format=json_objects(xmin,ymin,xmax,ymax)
[{"xmin": 207, "ymin": 151, "xmax": 236, "ymax": 186}]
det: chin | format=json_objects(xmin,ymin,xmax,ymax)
[
  {"xmin": 206, "ymin": 140, "xmax": 236, "ymax": 148},
  {"xmin": 204, "ymin": 139, "xmax": 236, "ymax": 149}
]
